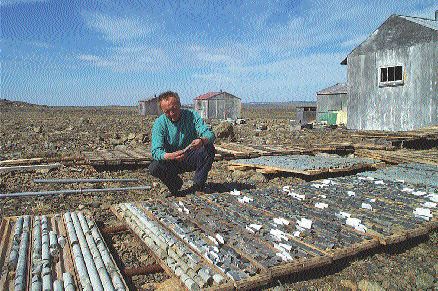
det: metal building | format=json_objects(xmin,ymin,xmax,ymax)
[
  {"xmin": 194, "ymin": 91, "xmax": 241, "ymax": 120},
  {"xmin": 316, "ymin": 83, "xmax": 348, "ymax": 125},
  {"xmin": 296, "ymin": 106, "xmax": 316, "ymax": 126},
  {"xmin": 138, "ymin": 96, "xmax": 160, "ymax": 116},
  {"xmin": 341, "ymin": 13, "xmax": 438, "ymax": 131}
]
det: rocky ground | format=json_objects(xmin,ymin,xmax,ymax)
[{"xmin": 0, "ymin": 102, "xmax": 436, "ymax": 290}]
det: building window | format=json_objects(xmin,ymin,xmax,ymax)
[{"xmin": 379, "ymin": 65, "xmax": 403, "ymax": 87}]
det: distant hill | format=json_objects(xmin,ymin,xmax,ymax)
[
  {"xmin": 0, "ymin": 99, "xmax": 49, "ymax": 109},
  {"xmin": 243, "ymin": 101, "xmax": 316, "ymax": 108}
]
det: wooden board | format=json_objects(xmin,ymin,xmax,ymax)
[
  {"xmin": 83, "ymin": 146, "xmax": 152, "ymax": 166},
  {"xmin": 0, "ymin": 163, "xmax": 62, "ymax": 174},
  {"xmin": 0, "ymin": 158, "xmax": 44, "ymax": 167},
  {"xmin": 228, "ymin": 161, "xmax": 383, "ymax": 177},
  {"xmin": 355, "ymin": 149, "xmax": 438, "ymax": 166}
]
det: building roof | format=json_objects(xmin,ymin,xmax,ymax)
[
  {"xmin": 317, "ymin": 83, "xmax": 348, "ymax": 95},
  {"xmin": 341, "ymin": 14, "xmax": 438, "ymax": 65},
  {"xmin": 400, "ymin": 15, "xmax": 438, "ymax": 31},
  {"xmin": 194, "ymin": 92, "xmax": 221, "ymax": 100},
  {"xmin": 194, "ymin": 91, "xmax": 241, "ymax": 100}
]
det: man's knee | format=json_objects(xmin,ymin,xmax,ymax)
[
  {"xmin": 148, "ymin": 160, "xmax": 162, "ymax": 177},
  {"xmin": 205, "ymin": 143, "xmax": 215, "ymax": 159}
]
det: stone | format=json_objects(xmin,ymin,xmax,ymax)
[
  {"xmin": 110, "ymin": 138, "xmax": 121, "ymax": 146},
  {"xmin": 141, "ymin": 133, "xmax": 149, "ymax": 143},
  {"xmin": 358, "ymin": 280, "xmax": 384, "ymax": 291},
  {"xmin": 340, "ymin": 279, "xmax": 357, "ymax": 291},
  {"xmin": 213, "ymin": 122, "xmax": 235, "ymax": 140},
  {"xmin": 250, "ymin": 172, "xmax": 267, "ymax": 183},
  {"xmin": 127, "ymin": 133, "xmax": 136, "ymax": 140},
  {"xmin": 90, "ymin": 202, "xmax": 101, "ymax": 208},
  {"xmin": 415, "ymin": 272, "xmax": 434, "ymax": 290},
  {"xmin": 231, "ymin": 170, "xmax": 251, "ymax": 180}
]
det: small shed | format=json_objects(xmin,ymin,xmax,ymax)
[
  {"xmin": 316, "ymin": 83, "xmax": 348, "ymax": 125},
  {"xmin": 194, "ymin": 91, "xmax": 241, "ymax": 120},
  {"xmin": 138, "ymin": 96, "xmax": 160, "ymax": 116},
  {"xmin": 296, "ymin": 106, "xmax": 316, "ymax": 126},
  {"xmin": 341, "ymin": 12, "xmax": 438, "ymax": 131}
]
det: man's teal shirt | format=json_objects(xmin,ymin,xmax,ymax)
[{"xmin": 151, "ymin": 109, "xmax": 215, "ymax": 160}]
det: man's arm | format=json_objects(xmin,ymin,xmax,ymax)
[
  {"xmin": 193, "ymin": 111, "xmax": 215, "ymax": 144},
  {"xmin": 151, "ymin": 120, "xmax": 167, "ymax": 161}
]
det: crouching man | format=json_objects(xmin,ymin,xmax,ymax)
[{"xmin": 149, "ymin": 91, "xmax": 215, "ymax": 196}]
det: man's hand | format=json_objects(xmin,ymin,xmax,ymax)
[
  {"xmin": 189, "ymin": 138, "xmax": 204, "ymax": 150},
  {"xmin": 164, "ymin": 150, "xmax": 185, "ymax": 161}
]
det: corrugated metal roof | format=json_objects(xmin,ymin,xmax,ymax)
[
  {"xmin": 317, "ymin": 83, "xmax": 348, "ymax": 95},
  {"xmin": 400, "ymin": 15, "xmax": 438, "ymax": 31},
  {"xmin": 194, "ymin": 92, "xmax": 221, "ymax": 100},
  {"xmin": 341, "ymin": 14, "xmax": 438, "ymax": 65}
]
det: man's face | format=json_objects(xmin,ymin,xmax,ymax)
[{"xmin": 160, "ymin": 96, "xmax": 181, "ymax": 122}]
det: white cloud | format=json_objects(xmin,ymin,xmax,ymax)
[
  {"xmin": 28, "ymin": 41, "xmax": 53, "ymax": 49},
  {"xmin": 188, "ymin": 51, "xmax": 346, "ymax": 102},
  {"xmin": 77, "ymin": 45, "xmax": 169, "ymax": 72},
  {"xmin": 78, "ymin": 11, "xmax": 168, "ymax": 72},
  {"xmin": 340, "ymin": 34, "xmax": 368, "ymax": 49},
  {"xmin": 83, "ymin": 12, "xmax": 155, "ymax": 43}
]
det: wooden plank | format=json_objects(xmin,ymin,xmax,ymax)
[
  {"xmin": 95, "ymin": 149, "xmax": 122, "ymax": 165},
  {"xmin": 117, "ymin": 148, "xmax": 149, "ymax": 161},
  {"xmin": 0, "ymin": 218, "xmax": 14, "ymax": 291},
  {"xmin": 111, "ymin": 149, "xmax": 138, "ymax": 163},
  {"xmin": 82, "ymin": 151, "xmax": 106, "ymax": 165},
  {"xmin": 0, "ymin": 158, "xmax": 44, "ymax": 166},
  {"xmin": 0, "ymin": 218, "xmax": 13, "ymax": 287},
  {"xmin": 228, "ymin": 165, "xmax": 253, "ymax": 171},
  {"xmin": 223, "ymin": 143, "xmax": 269, "ymax": 157},
  {"xmin": 214, "ymin": 145, "xmax": 250, "ymax": 158},
  {"xmin": 355, "ymin": 149, "xmax": 438, "ymax": 166},
  {"xmin": 228, "ymin": 162, "xmax": 324, "ymax": 176},
  {"xmin": 330, "ymin": 238, "xmax": 380, "ymax": 261},
  {"xmin": 270, "ymin": 255, "xmax": 332, "ymax": 278},
  {"xmin": 0, "ymin": 163, "xmax": 61, "ymax": 174},
  {"xmin": 128, "ymin": 147, "xmax": 153, "ymax": 163}
]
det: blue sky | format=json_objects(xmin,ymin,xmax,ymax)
[{"xmin": 1, "ymin": 0, "xmax": 437, "ymax": 106}]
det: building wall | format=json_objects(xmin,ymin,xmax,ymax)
[
  {"xmin": 296, "ymin": 108, "xmax": 316, "ymax": 125},
  {"xmin": 317, "ymin": 93, "xmax": 348, "ymax": 122},
  {"xmin": 347, "ymin": 41, "xmax": 437, "ymax": 131},
  {"xmin": 196, "ymin": 92, "xmax": 241, "ymax": 119}
]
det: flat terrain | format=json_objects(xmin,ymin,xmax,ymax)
[{"xmin": 0, "ymin": 102, "xmax": 436, "ymax": 290}]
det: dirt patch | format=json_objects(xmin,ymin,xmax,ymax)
[{"xmin": 1, "ymin": 106, "xmax": 436, "ymax": 290}]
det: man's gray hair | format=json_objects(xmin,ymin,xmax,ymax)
[{"xmin": 158, "ymin": 91, "xmax": 180, "ymax": 106}]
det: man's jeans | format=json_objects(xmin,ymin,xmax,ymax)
[{"xmin": 148, "ymin": 143, "xmax": 215, "ymax": 193}]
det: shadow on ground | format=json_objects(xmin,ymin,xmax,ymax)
[{"xmin": 261, "ymin": 233, "xmax": 431, "ymax": 289}]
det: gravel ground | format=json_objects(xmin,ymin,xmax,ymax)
[{"xmin": 1, "ymin": 103, "xmax": 436, "ymax": 290}]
